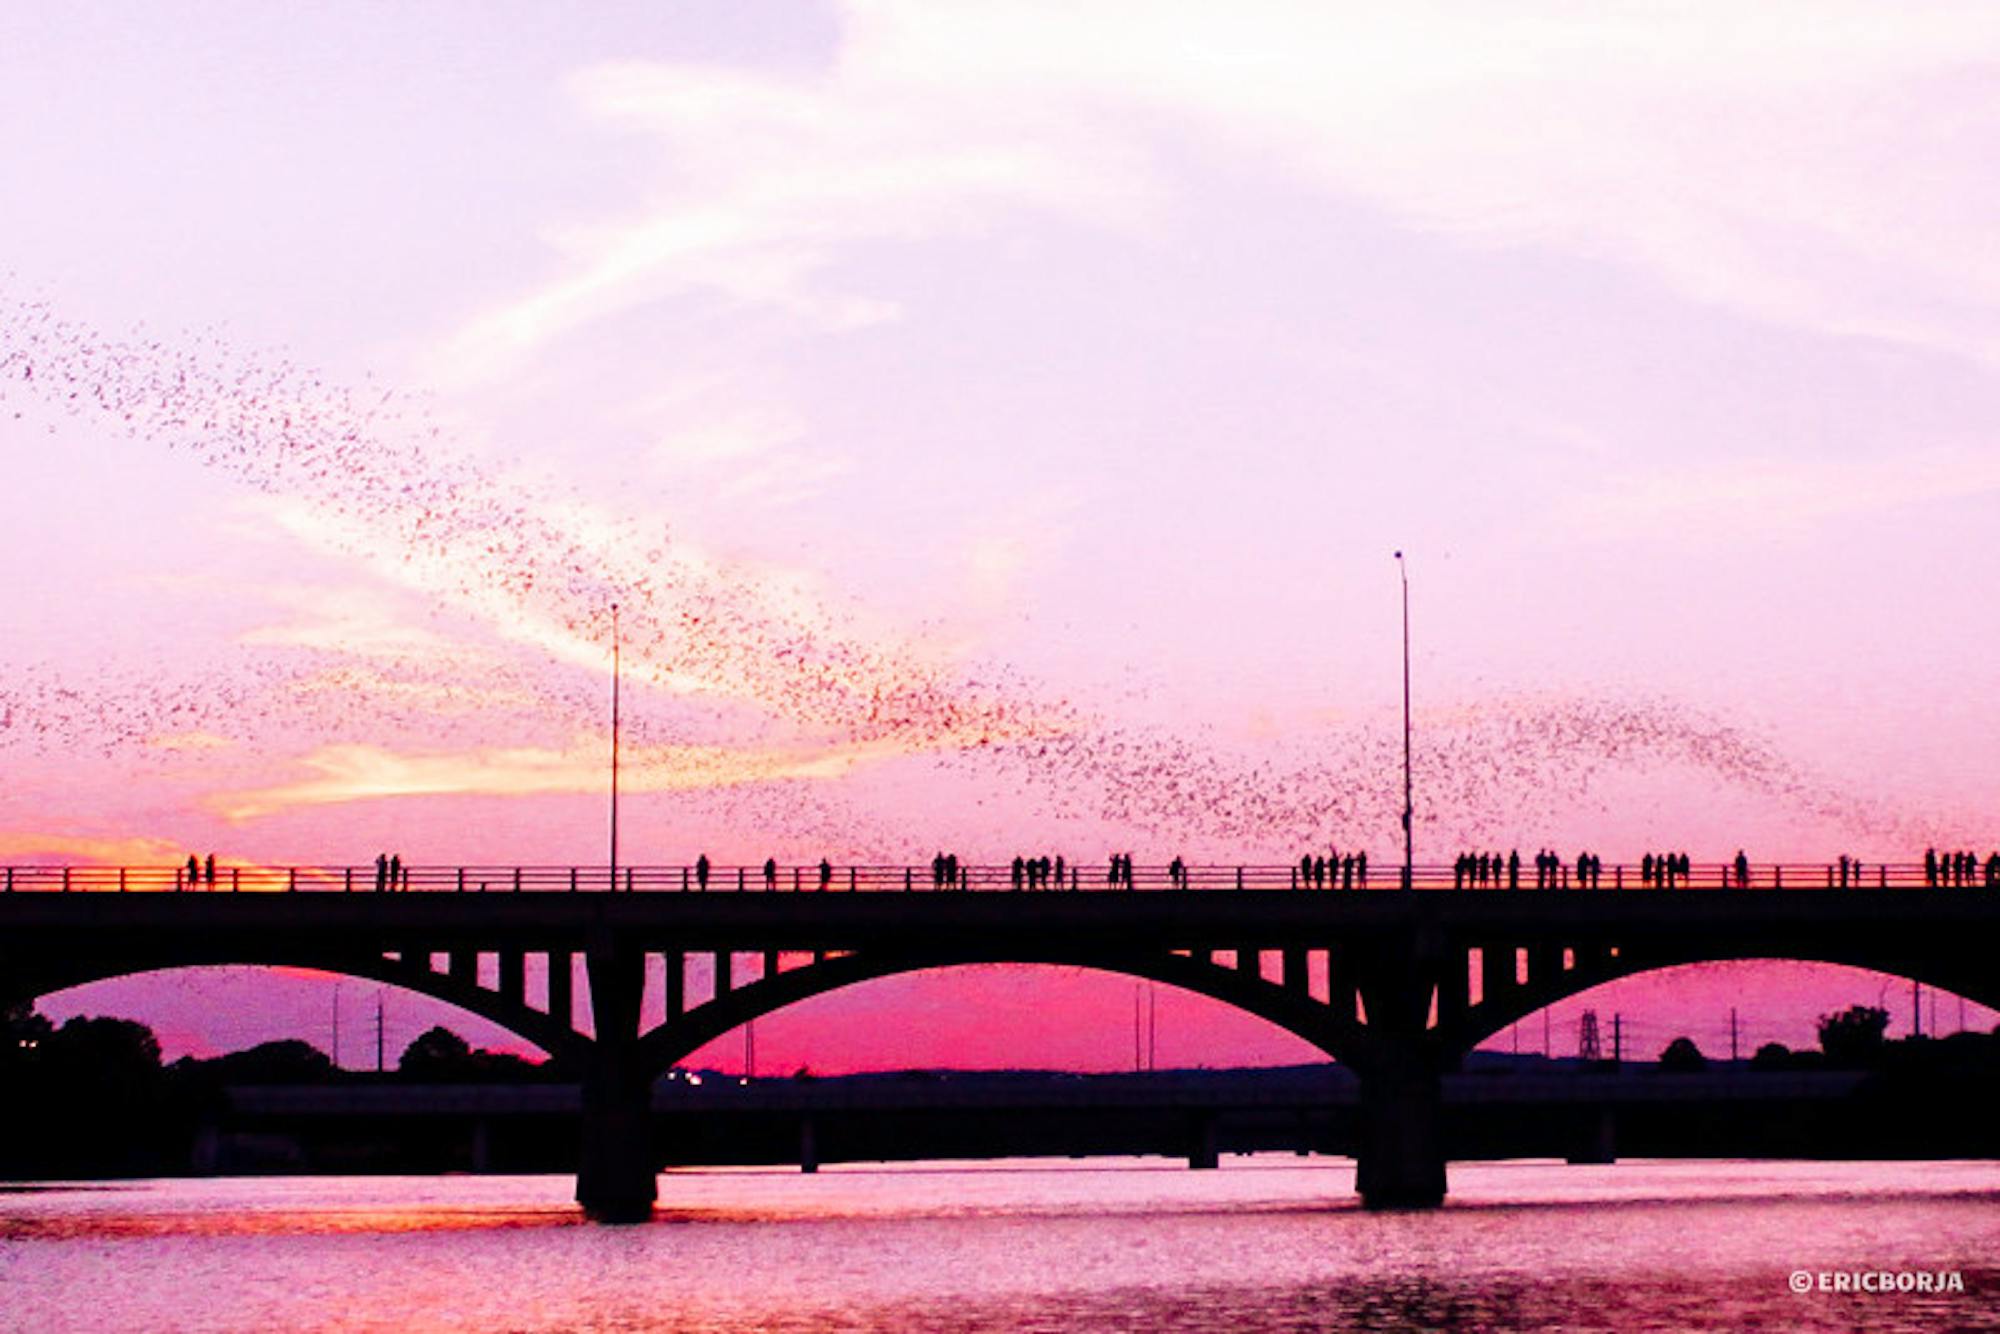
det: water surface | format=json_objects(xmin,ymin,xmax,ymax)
[{"xmin": 3, "ymin": 1159, "xmax": 1995, "ymax": 1331}]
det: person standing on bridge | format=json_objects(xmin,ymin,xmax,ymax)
[
  {"xmin": 764, "ymin": 857, "xmax": 778, "ymax": 890},
  {"xmin": 184, "ymin": 855, "xmax": 199, "ymax": 891},
  {"xmin": 373, "ymin": 853, "xmax": 388, "ymax": 892},
  {"xmin": 817, "ymin": 858, "xmax": 833, "ymax": 890},
  {"xmin": 1055, "ymin": 855, "xmax": 1066, "ymax": 888},
  {"xmin": 204, "ymin": 853, "xmax": 217, "ymax": 888},
  {"xmin": 1925, "ymin": 847, "xmax": 1938, "ymax": 886},
  {"xmin": 388, "ymin": 854, "xmax": 402, "ymax": 891},
  {"xmin": 1507, "ymin": 850, "xmax": 1521, "ymax": 890},
  {"xmin": 1734, "ymin": 849, "xmax": 1750, "ymax": 888},
  {"xmin": 696, "ymin": 854, "xmax": 711, "ymax": 891}
]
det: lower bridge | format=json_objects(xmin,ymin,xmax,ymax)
[{"xmin": 207, "ymin": 1068, "xmax": 1878, "ymax": 1176}]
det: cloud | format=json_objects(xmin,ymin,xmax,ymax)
[
  {"xmin": 1557, "ymin": 447, "xmax": 2000, "ymax": 539},
  {"xmin": 447, "ymin": 2, "xmax": 2000, "ymax": 371},
  {"xmin": 210, "ymin": 734, "xmax": 928, "ymax": 821},
  {"xmin": 238, "ymin": 584, "xmax": 465, "ymax": 661}
]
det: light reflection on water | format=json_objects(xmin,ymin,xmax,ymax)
[{"xmin": 1, "ymin": 1159, "xmax": 1996, "ymax": 1332}]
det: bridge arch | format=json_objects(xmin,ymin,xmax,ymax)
[
  {"xmin": 633, "ymin": 949, "xmax": 1365, "ymax": 1080},
  {"xmin": 1446, "ymin": 943, "xmax": 2000, "ymax": 1058},
  {"xmin": 5, "ymin": 954, "xmax": 587, "ymax": 1065}
]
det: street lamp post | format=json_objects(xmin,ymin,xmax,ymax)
[
  {"xmin": 609, "ymin": 602, "xmax": 621, "ymax": 892},
  {"xmin": 1396, "ymin": 552, "xmax": 1413, "ymax": 889}
]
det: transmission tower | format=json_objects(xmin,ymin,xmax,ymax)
[{"xmin": 1577, "ymin": 1009, "xmax": 1603, "ymax": 1063}]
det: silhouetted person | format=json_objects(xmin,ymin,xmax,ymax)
[
  {"xmin": 695, "ymin": 854, "xmax": 711, "ymax": 890},
  {"xmin": 946, "ymin": 854, "xmax": 960, "ymax": 888},
  {"xmin": 1011, "ymin": 856, "xmax": 1025, "ymax": 890},
  {"xmin": 184, "ymin": 855, "xmax": 199, "ymax": 891},
  {"xmin": 1925, "ymin": 847, "xmax": 1938, "ymax": 886},
  {"xmin": 1055, "ymin": 855, "xmax": 1066, "ymax": 888},
  {"xmin": 1356, "ymin": 852, "xmax": 1367, "ymax": 886},
  {"xmin": 1734, "ymin": 849, "xmax": 1750, "ymax": 888},
  {"xmin": 817, "ymin": 858, "xmax": 833, "ymax": 890},
  {"xmin": 205, "ymin": 853, "xmax": 217, "ymax": 888},
  {"xmin": 1507, "ymin": 849, "xmax": 1521, "ymax": 890},
  {"xmin": 764, "ymin": 857, "xmax": 778, "ymax": 890},
  {"xmin": 373, "ymin": 853, "xmax": 388, "ymax": 892}
]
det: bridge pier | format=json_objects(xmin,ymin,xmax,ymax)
[
  {"xmin": 1566, "ymin": 1104, "xmax": 1617, "ymax": 1165},
  {"xmin": 1188, "ymin": 1111, "xmax": 1219, "ymax": 1169},
  {"xmin": 1354, "ymin": 1059, "xmax": 1446, "ymax": 1209},
  {"xmin": 575, "ymin": 943, "xmax": 657, "ymax": 1224}
]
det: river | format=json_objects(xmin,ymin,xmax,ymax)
[{"xmin": 2, "ymin": 1158, "xmax": 1995, "ymax": 1331}]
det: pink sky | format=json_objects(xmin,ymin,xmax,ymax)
[{"xmin": 4, "ymin": 2, "xmax": 1998, "ymax": 1069}]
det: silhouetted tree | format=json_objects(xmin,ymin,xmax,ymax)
[
  {"xmin": 205, "ymin": 1039, "xmax": 335, "ymax": 1084},
  {"xmin": 398, "ymin": 1026, "xmax": 473, "ymax": 1079},
  {"xmin": 1749, "ymin": 1041, "xmax": 1792, "ymax": 1071},
  {"xmin": 1659, "ymin": 1036, "xmax": 1707, "ymax": 1072},
  {"xmin": 1, "ymin": 1002, "xmax": 51, "ymax": 1076},
  {"xmin": 395, "ymin": 1026, "xmax": 544, "ymax": 1081},
  {"xmin": 41, "ymin": 1016, "xmax": 162, "ymax": 1092},
  {"xmin": 1817, "ymin": 1004, "xmax": 1890, "ymax": 1067}
]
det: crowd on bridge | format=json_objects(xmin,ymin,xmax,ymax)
[
  {"xmin": 1452, "ymin": 849, "xmax": 1606, "ymax": 889},
  {"xmin": 1927, "ymin": 847, "xmax": 2000, "ymax": 887},
  {"xmin": 1297, "ymin": 850, "xmax": 1368, "ymax": 888},
  {"xmin": 142, "ymin": 846, "xmax": 2000, "ymax": 896}
]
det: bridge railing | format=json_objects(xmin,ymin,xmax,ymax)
[{"xmin": 0, "ymin": 860, "xmax": 1980, "ymax": 894}]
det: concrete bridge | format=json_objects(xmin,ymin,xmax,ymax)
[{"xmin": 4, "ymin": 861, "xmax": 1997, "ymax": 1221}]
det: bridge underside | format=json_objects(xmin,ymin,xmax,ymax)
[{"xmin": 8, "ymin": 888, "xmax": 2000, "ymax": 1219}]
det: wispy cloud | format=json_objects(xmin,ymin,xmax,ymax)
[
  {"xmin": 210, "ymin": 734, "xmax": 927, "ymax": 821},
  {"xmin": 1557, "ymin": 447, "xmax": 2000, "ymax": 540},
  {"xmin": 446, "ymin": 3, "xmax": 2000, "ymax": 372}
]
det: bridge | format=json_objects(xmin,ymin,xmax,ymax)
[{"xmin": 5, "ymin": 860, "xmax": 1998, "ymax": 1221}]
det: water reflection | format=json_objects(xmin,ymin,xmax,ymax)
[{"xmin": 1, "ymin": 1160, "xmax": 1994, "ymax": 1332}]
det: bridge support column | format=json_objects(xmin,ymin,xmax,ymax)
[
  {"xmin": 576, "ymin": 943, "xmax": 656, "ymax": 1224},
  {"xmin": 1354, "ymin": 1057, "xmax": 1445, "ymax": 1209},
  {"xmin": 800, "ymin": 1116, "xmax": 819, "ymax": 1174},
  {"xmin": 1188, "ymin": 1111, "xmax": 1220, "ymax": 1170},
  {"xmin": 1567, "ymin": 1105, "xmax": 1616, "ymax": 1165}
]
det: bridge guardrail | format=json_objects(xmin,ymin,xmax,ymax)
[{"xmin": 0, "ymin": 860, "xmax": 1982, "ymax": 894}]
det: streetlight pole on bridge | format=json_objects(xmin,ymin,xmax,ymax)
[
  {"xmin": 609, "ymin": 601, "xmax": 622, "ymax": 893},
  {"xmin": 1396, "ymin": 552, "xmax": 1413, "ymax": 890}
]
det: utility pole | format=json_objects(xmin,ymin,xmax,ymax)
[
  {"xmin": 744, "ymin": 1019, "xmax": 755, "ymax": 1080},
  {"xmin": 1395, "ymin": 552, "xmax": 1413, "ymax": 889},
  {"xmin": 376, "ymin": 991, "xmax": 385, "ymax": 1074},
  {"xmin": 1542, "ymin": 1005, "xmax": 1551, "ymax": 1058},
  {"xmin": 1730, "ymin": 1007, "xmax": 1739, "ymax": 1064},
  {"xmin": 1613, "ymin": 1013, "xmax": 1623, "ymax": 1066},
  {"xmin": 609, "ymin": 602, "xmax": 622, "ymax": 892},
  {"xmin": 1147, "ymin": 984, "xmax": 1157, "ymax": 1072},
  {"xmin": 1133, "ymin": 984, "xmax": 1143, "ymax": 1073},
  {"xmin": 331, "ymin": 982, "xmax": 341, "ymax": 1070}
]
